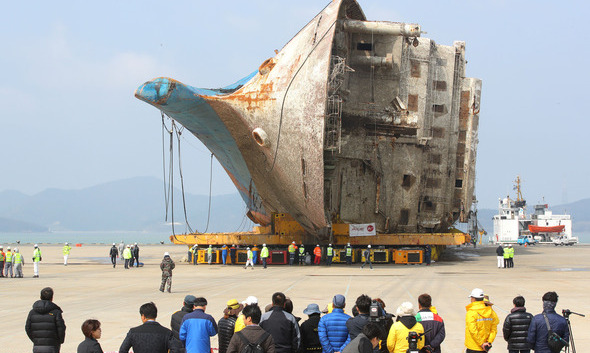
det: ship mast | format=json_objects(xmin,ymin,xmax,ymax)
[{"xmin": 514, "ymin": 176, "xmax": 524, "ymax": 201}]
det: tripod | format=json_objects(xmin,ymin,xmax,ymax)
[{"xmin": 563, "ymin": 309, "xmax": 584, "ymax": 353}]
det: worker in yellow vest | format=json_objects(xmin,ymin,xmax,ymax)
[
  {"xmin": 326, "ymin": 244, "xmax": 334, "ymax": 266},
  {"xmin": 207, "ymin": 245, "xmax": 213, "ymax": 265},
  {"xmin": 288, "ymin": 241, "xmax": 297, "ymax": 266},
  {"xmin": 13, "ymin": 248, "xmax": 24, "ymax": 278},
  {"xmin": 260, "ymin": 244, "xmax": 269, "ymax": 269},
  {"xmin": 62, "ymin": 242, "xmax": 72, "ymax": 266},
  {"xmin": 32, "ymin": 244, "xmax": 42, "ymax": 278},
  {"xmin": 123, "ymin": 245, "xmax": 132, "ymax": 269},
  {"xmin": 345, "ymin": 243, "xmax": 353, "ymax": 265},
  {"xmin": 0, "ymin": 246, "xmax": 5, "ymax": 277},
  {"xmin": 298, "ymin": 244, "xmax": 305, "ymax": 265},
  {"xmin": 5, "ymin": 246, "xmax": 13, "ymax": 277}
]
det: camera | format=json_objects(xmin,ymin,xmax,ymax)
[{"xmin": 406, "ymin": 331, "xmax": 420, "ymax": 353}]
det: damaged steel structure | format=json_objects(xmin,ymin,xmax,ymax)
[{"xmin": 135, "ymin": 0, "xmax": 481, "ymax": 247}]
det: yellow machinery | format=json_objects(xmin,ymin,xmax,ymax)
[
  {"xmin": 360, "ymin": 249, "xmax": 390, "ymax": 263},
  {"xmin": 197, "ymin": 249, "xmax": 221, "ymax": 264},
  {"xmin": 172, "ymin": 213, "xmax": 469, "ymax": 264},
  {"xmin": 393, "ymin": 249, "xmax": 423, "ymax": 264}
]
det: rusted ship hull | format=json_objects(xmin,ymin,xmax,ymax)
[{"xmin": 135, "ymin": 0, "xmax": 481, "ymax": 242}]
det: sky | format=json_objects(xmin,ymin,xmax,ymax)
[{"xmin": 1, "ymin": 0, "xmax": 589, "ymax": 210}]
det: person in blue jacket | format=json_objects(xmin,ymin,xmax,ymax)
[
  {"xmin": 527, "ymin": 291, "xmax": 569, "ymax": 353},
  {"xmin": 221, "ymin": 245, "xmax": 228, "ymax": 265},
  {"xmin": 180, "ymin": 297, "xmax": 218, "ymax": 353},
  {"xmin": 318, "ymin": 294, "xmax": 351, "ymax": 353}
]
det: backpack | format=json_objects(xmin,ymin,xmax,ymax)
[
  {"xmin": 236, "ymin": 331, "xmax": 270, "ymax": 353},
  {"xmin": 543, "ymin": 313, "xmax": 568, "ymax": 353}
]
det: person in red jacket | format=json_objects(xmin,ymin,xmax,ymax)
[{"xmin": 313, "ymin": 245, "xmax": 322, "ymax": 265}]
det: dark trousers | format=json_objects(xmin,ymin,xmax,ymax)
[
  {"xmin": 129, "ymin": 256, "xmax": 134, "ymax": 267},
  {"xmin": 289, "ymin": 253, "xmax": 295, "ymax": 265},
  {"xmin": 361, "ymin": 259, "xmax": 372, "ymax": 269},
  {"xmin": 262, "ymin": 257, "xmax": 267, "ymax": 268},
  {"xmin": 346, "ymin": 256, "xmax": 352, "ymax": 265},
  {"xmin": 230, "ymin": 250, "xmax": 236, "ymax": 265},
  {"xmin": 327, "ymin": 256, "xmax": 333, "ymax": 266},
  {"xmin": 0, "ymin": 260, "xmax": 3, "ymax": 276},
  {"xmin": 509, "ymin": 350, "xmax": 530, "ymax": 353},
  {"xmin": 134, "ymin": 255, "xmax": 139, "ymax": 266},
  {"xmin": 111, "ymin": 256, "xmax": 116, "ymax": 268},
  {"xmin": 124, "ymin": 259, "xmax": 129, "ymax": 269},
  {"xmin": 299, "ymin": 253, "xmax": 305, "ymax": 265},
  {"xmin": 508, "ymin": 258, "xmax": 514, "ymax": 268}
]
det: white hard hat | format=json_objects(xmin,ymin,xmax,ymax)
[
  {"xmin": 262, "ymin": 243, "xmax": 266, "ymax": 247},
  {"xmin": 329, "ymin": 244, "xmax": 332, "ymax": 246},
  {"xmin": 367, "ymin": 245, "xmax": 371, "ymax": 248},
  {"xmin": 14, "ymin": 248, "xmax": 18, "ymax": 252},
  {"xmin": 65, "ymin": 242, "xmax": 68, "ymax": 245},
  {"xmin": 247, "ymin": 247, "xmax": 250, "ymax": 249},
  {"xmin": 347, "ymin": 243, "xmax": 351, "ymax": 246},
  {"xmin": 112, "ymin": 243, "xmax": 115, "ymax": 246},
  {"xmin": 316, "ymin": 244, "xmax": 320, "ymax": 247},
  {"xmin": 164, "ymin": 252, "xmax": 170, "ymax": 256},
  {"xmin": 0, "ymin": 245, "xmax": 3, "ymax": 249},
  {"xmin": 34, "ymin": 244, "xmax": 38, "ymax": 248},
  {"xmin": 209, "ymin": 244, "xmax": 212, "ymax": 247},
  {"xmin": 292, "ymin": 241, "xmax": 295, "ymax": 244},
  {"xmin": 7, "ymin": 246, "xmax": 10, "ymax": 250}
]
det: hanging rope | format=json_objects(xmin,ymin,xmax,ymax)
[
  {"xmin": 175, "ymin": 126, "xmax": 194, "ymax": 234},
  {"xmin": 161, "ymin": 112, "xmax": 171, "ymax": 221},
  {"xmin": 202, "ymin": 153, "xmax": 214, "ymax": 233}
]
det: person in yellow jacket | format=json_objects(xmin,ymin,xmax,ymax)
[
  {"xmin": 465, "ymin": 288, "xmax": 499, "ymax": 352},
  {"xmin": 62, "ymin": 242, "xmax": 72, "ymax": 266},
  {"xmin": 234, "ymin": 296, "xmax": 258, "ymax": 332},
  {"xmin": 5, "ymin": 246, "xmax": 13, "ymax": 277},
  {"xmin": 123, "ymin": 245, "xmax": 132, "ymax": 269},
  {"xmin": 506, "ymin": 244, "xmax": 515, "ymax": 268},
  {"xmin": 0, "ymin": 246, "xmax": 6, "ymax": 277},
  {"xmin": 387, "ymin": 302, "xmax": 424, "ymax": 353},
  {"xmin": 288, "ymin": 241, "xmax": 297, "ymax": 266}
]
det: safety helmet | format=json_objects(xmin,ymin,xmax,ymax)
[
  {"xmin": 14, "ymin": 248, "xmax": 18, "ymax": 252},
  {"xmin": 263, "ymin": 243, "xmax": 266, "ymax": 247},
  {"xmin": 34, "ymin": 244, "xmax": 38, "ymax": 248},
  {"xmin": 329, "ymin": 244, "xmax": 332, "ymax": 246},
  {"xmin": 367, "ymin": 245, "xmax": 371, "ymax": 248},
  {"xmin": 316, "ymin": 244, "xmax": 320, "ymax": 247},
  {"xmin": 112, "ymin": 243, "xmax": 115, "ymax": 246}
]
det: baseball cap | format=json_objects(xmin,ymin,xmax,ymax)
[
  {"xmin": 184, "ymin": 295, "xmax": 197, "ymax": 306},
  {"xmin": 242, "ymin": 296, "xmax": 258, "ymax": 305},
  {"xmin": 469, "ymin": 288, "xmax": 485, "ymax": 299},
  {"xmin": 333, "ymin": 294, "xmax": 346, "ymax": 308}
]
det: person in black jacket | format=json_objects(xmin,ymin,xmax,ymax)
[
  {"xmin": 77, "ymin": 319, "xmax": 103, "ymax": 353},
  {"xmin": 109, "ymin": 243, "xmax": 118, "ymax": 268},
  {"xmin": 25, "ymin": 287, "xmax": 66, "ymax": 353},
  {"xmin": 171, "ymin": 295, "xmax": 196, "ymax": 340},
  {"xmin": 259, "ymin": 292, "xmax": 300, "ymax": 353},
  {"xmin": 346, "ymin": 295, "xmax": 371, "ymax": 341},
  {"xmin": 120, "ymin": 302, "xmax": 180, "ymax": 353},
  {"xmin": 496, "ymin": 244, "xmax": 505, "ymax": 268},
  {"xmin": 218, "ymin": 299, "xmax": 244, "ymax": 353},
  {"xmin": 300, "ymin": 304, "xmax": 322, "ymax": 352},
  {"xmin": 503, "ymin": 296, "xmax": 533, "ymax": 353}
]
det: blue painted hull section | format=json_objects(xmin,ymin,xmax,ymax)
[{"xmin": 135, "ymin": 75, "xmax": 266, "ymax": 219}]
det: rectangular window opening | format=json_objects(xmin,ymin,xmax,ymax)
[
  {"xmin": 455, "ymin": 179, "xmax": 463, "ymax": 188},
  {"xmin": 356, "ymin": 42, "xmax": 373, "ymax": 51},
  {"xmin": 400, "ymin": 209, "xmax": 410, "ymax": 225}
]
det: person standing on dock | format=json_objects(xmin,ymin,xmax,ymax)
[
  {"xmin": 507, "ymin": 245, "xmax": 515, "ymax": 268},
  {"xmin": 221, "ymin": 244, "xmax": 229, "ymax": 265},
  {"xmin": 496, "ymin": 244, "xmax": 505, "ymax": 268},
  {"xmin": 123, "ymin": 245, "xmax": 132, "ymax": 269},
  {"xmin": 298, "ymin": 244, "xmax": 305, "ymax": 266},
  {"xmin": 0, "ymin": 246, "xmax": 5, "ymax": 277},
  {"xmin": 5, "ymin": 246, "xmax": 13, "ymax": 277},
  {"xmin": 25, "ymin": 287, "xmax": 66, "ymax": 353},
  {"xmin": 244, "ymin": 247, "xmax": 254, "ymax": 270},
  {"xmin": 345, "ymin": 243, "xmax": 353, "ymax": 265},
  {"xmin": 1, "ymin": 246, "xmax": 8, "ymax": 277},
  {"xmin": 160, "ymin": 252, "xmax": 175, "ymax": 293},
  {"xmin": 129, "ymin": 244, "xmax": 136, "ymax": 268},
  {"xmin": 32, "ymin": 244, "xmax": 41, "ymax": 278},
  {"xmin": 13, "ymin": 248, "xmax": 24, "ymax": 278},
  {"xmin": 360, "ymin": 245, "xmax": 372, "ymax": 270},
  {"xmin": 503, "ymin": 245, "xmax": 510, "ymax": 268},
  {"xmin": 313, "ymin": 245, "xmax": 322, "ymax": 265},
  {"xmin": 133, "ymin": 243, "xmax": 140, "ymax": 267},
  {"xmin": 261, "ymin": 244, "xmax": 269, "ymax": 269},
  {"xmin": 110, "ymin": 243, "xmax": 118, "ymax": 268},
  {"xmin": 62, "ymin": 242, "xmax": 72, "ymax": 266},
  {"xmin": 465, "ymin": 288, "xmax": 499, "ymax": 353},
  {"xmin": 252, "ymin": 244, "xmax": 259, "ymax": 266},
  {"xmin": 326, "ymin": 244, "xmax": 334, "ymax": 266},
  {"xmin": 288, "ymin": 241, "xmax": 297, "ymax": 266}
]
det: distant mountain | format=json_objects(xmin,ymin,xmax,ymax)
[
  {"xmin": 0, "ymin": 217, "xmax": 47, "ymax": 232},
  {"xmin": 0, "ymin": 177, "xmax": 250, "ymax": 233}
]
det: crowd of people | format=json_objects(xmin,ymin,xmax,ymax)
[
  {"xmin": 0, "ymin": 243, "xmax": 45, "ymax": 278},
  {"xmin": 496, "ymin": 244, "xmax": 515, "ymax": 268},
  {"xmin": 24, "ymin": 286, "xmax": 569, "ymax": 353}
]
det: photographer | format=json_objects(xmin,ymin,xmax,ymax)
[
  {"xmin": 527, "ymin": 291, "xmax": 569, "ymax": 353},
  {"xmin": 415, "ymin": 294, "xmax": 445, "ymax": 353},
  {"xmin": 342, "ymin": 323, "xmax": 383, "ymax": 353},
  {"xmin": 386, "ymin": 302, "xmax": 424, "ymax": 353},
  {"xmin": 465, "ymin": 288, "xmax": 499, "ymax": 353}
]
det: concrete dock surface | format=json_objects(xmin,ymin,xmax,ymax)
[{"xmin": 1, "ymin": 243, "xmax": 588, "ymax": 352}]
